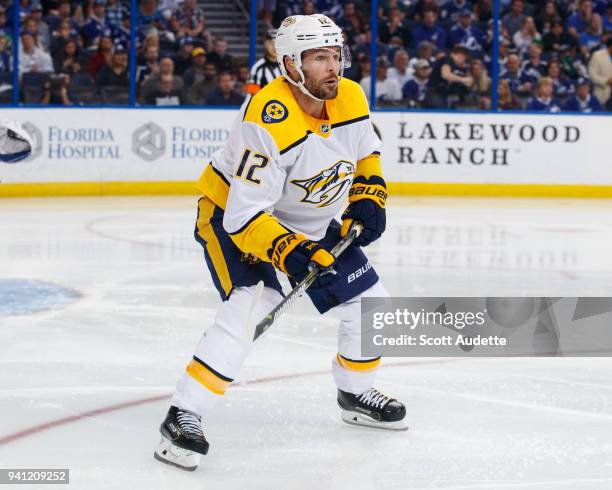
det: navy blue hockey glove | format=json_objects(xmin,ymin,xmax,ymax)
[
  {"xmin": 341, "ymin": 176, "xmax": 387, "ymax": 247},
  {"xmin": 269, "ymin": 233, "xmax": 338, "ymax": 290}
]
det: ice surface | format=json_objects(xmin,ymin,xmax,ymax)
[{"xmin": 1, "ymin": 196, "xmax": 612, "ymax": 489}]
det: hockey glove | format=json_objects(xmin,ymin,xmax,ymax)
[
  {"xmin": 341, "ymin": 175, "xmax": 387, "ymax": 247},
  {"xmin": 269, "ymin": 233, "xmax": 338, "ymax": 289}
]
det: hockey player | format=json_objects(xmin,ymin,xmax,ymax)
[{"xmin": 154, "ymin": 14, "xmax": 407, "ymax": 472}]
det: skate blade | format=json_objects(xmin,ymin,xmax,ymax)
[
  {"xmin": 154, "ymin": 437, "xmax": 200, "ymax": 471},
  {"xmin": 341, "ymin": 409, "xmax": 409, "ymax": 431}
]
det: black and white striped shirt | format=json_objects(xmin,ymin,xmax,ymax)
[{"xmin": 248, "ymin": 57, "xmax": 281, "ymax": 90}]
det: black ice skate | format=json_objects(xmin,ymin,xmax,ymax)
[
  {"xmin": 338, "ymin": 388, "xmax": 408, "ymax": 431},
  {"xmin": 154, "ymin": 406, "xmax": 209, "ymax": 471}
]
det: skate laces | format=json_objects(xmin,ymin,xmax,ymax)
[
  {"xmin": 176, "ymin": 409, "xmax": 204, "ymax": 438},
  {"xmin": 358, "ymin": 388, "xmax": 391, "ymax": 409}
]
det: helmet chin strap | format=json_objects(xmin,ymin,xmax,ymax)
[{"xmin": 287, "ymin": 66, "xmax": 325, "ymax": 102}]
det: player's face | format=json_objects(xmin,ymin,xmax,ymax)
[{"xmin": 300, "ymin": 47, "xmax": 341, "ymax": 100}]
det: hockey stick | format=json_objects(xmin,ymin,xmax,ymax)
[{"xmin": 251, "ymin": 222, "xmax": 363, "ymax": 341}]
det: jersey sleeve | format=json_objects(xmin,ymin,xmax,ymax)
[
  {"xmin": 355, "ymin": 86, "xmax": 382, "ymax": 162},
  {"xmin": 223, "ymin": 121, "xmax": 292, "ymax": 262}
]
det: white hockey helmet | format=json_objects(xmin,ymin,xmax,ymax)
[{"xmin": 275, "ymin": 14, "xmax": 351, "ymax": 101}]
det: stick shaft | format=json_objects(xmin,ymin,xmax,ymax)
[{"xmin": 253, "ymin": 223, "xmax": 363, "ymax": 341}]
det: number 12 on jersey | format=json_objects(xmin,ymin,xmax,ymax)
[{"xmin": 235, "ymin": 149, "xmax": 269, "ymax": 185}]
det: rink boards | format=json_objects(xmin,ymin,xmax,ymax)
[{"xmin": 0, "ymin": 108, "xmax": 610, "ymax": 197}]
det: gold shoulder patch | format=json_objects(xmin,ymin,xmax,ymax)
[{"xmin": 243, "ymin": 78, "xmax": 310, "ymax": 153}]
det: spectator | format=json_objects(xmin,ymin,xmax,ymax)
[
  {"xmin": 567, "ymin": 0, "xmax": 593, "ymax": 38},
  {"xmin": 19, "ymin": 31, "xmax": 53, "ymax": 74},
  {"xmin": 173, "ymin": 36, "xmax": 195, "ymax": 76},
  {"xmin": 141, "ymin": 56, "xmax": 183, "ymax": 101},
  {"xmin": 412, "ymin": 8, "xmax": 447, "ymax": 52},
  {"xmin": 513, "ymin": 16, "xmax": 540, "ymax": 56},
  {"xmin": 542, "ymin": 18, "xmax": 577, "ymax": 54},
  {"xmin": 521, "ymin": 43, "xmax": 547, "ymax": 81},
  {"xmin": 106, "ymin": 0, "xmax": 128, "ymax": 30},
  {"xmin": 379, "ymin": 7, "xmax": 411, "ymax": 48},
  {"xmin": 578, "ymin": 14, "xmax": 603, "ymax": 57},
  {"xmin": 501, "ymin": 52, "xmax": 533, "ymax": 95},
  {"xmin": 182, "ymin": 47, "xmax": 207, "ymax": 88},
  {"xmin": 112, "ymin": 11, "xmax": 131, "ymax": 48},
  {"xmin": 257, "ymin": 0, "xmax": 276, "ymax": 30},
  {"xmin": 448, "ymin": 8, "xmax": 485, "ymax": 55},
  {"xmin": 172, "ymin": 0, "xmax": 212, "ymax": 52},
  {"xmin": 387, "ymin": 49, "xmax": 411, "ymax": 89},
  {"xmin": 28, "ymin": 5, "xmax": 50, "ymax": 53},
  {"xmin": 536, "ymin": 1, "xmax": 560, "ymax": 34},
  {"xmin": 354, "ymin": 30, "xmax": 390, "ymax": 64},
  {"xmin": 547, "ymin": 59, "xmax": 574, "ymax": 100},
  {"xmin": 604, "ymin": 5, "xmax": 612, "ymax": 33},
  {"xmin": 205, "ymin": 71, "xmax": 244, "ymax": 106},
  {"xmin": 407, "ymin": 41, "xmax": 436, "ymax": 77},
  {"xmin": 136, "ymin": 44, "xmax": 160, "ymax": 88},
  {"xmin": 188, "ymin": 61, "xmax": 217, "ymax": 105},
  {"xmin": 81, "ymin": 0, "xmax": 112, "ymax": 50},
  {"xmin": 498, "ymin": 79, "xmax": 521, "ymax": 110},
  {"xmin": 144, "ymin": 72, "xmax": 186, "ymax": 105},
  {"xmin": 563, "ymin": 77, "xmax": 603, "ymax": 112},
  {"xmin": 88, "ymin": 35, "xmax": 114, "ymax": 77},
  {"xmin": 138, "ymin": 0, "xmax": 165, "ymax": 32},
  {"xmin": 502, "ymin": 0, "xmax": 526, "ymax": 37},
  {"xmin": 526, "ymin": 76, "xmax": 562, "ymax": 112},
  {"xmin": 41, "ymin": 73, "xmax": 80, "ymax": 105},
  {"xmin": 46, "ymin": 0, "xmax": 79, "ymax": 34},
  {"xmin": 587, "ymin": 38, "xmax": 612, "ymax": 108},
  {"xmin": 409, "ymin": 0, "xmax": 440, "ymax": 21},
  {"xmin": 336, "ymin": 1, "xmax": 367, "ymax": 46},
  {"xmin": 427, "ymin": 44, "xmax": 473, "ymax": 107},
  {"xmin": 402, "ymin": 59, "xmax": 430, "ymax": 107},
  {"xmin": 234, "ymin": 64, "xmax": 250, "ymax": 97},
  {"xmin": 359, "ymin": 56, "xmax": 402, "ymax": 105},
  {"xmin": 472, "ymin": 0, "xmax": 492, "ymax": 23},
  {"xmin": 50, "ymin": 20, "xmax": 79, "ymax": 59},
  {"xmin": 207, "ymin": 37, "xmax": 232, "ymax": 73},
  {"xmin": 0, "ymin": 35, "xmax": 10, "ymax": 75},
  {"xmin": 246, "ymin": 30, "xmax": 281, "ymax": 95},
  {"xmin": 95, "ymin": 44, "xmax": 129, "ymax": 89},
  {"xmin": 441, "ymin": 0, "xmax": 473, "ymax": 25},
  {"xmin": 469, "ymin": 58, "xmax": 491, "ymax": 98},
  {"xmin": 560, "ymin": 43, "xmax": 589, "ymax": 80},
  {"xmin": 53, "ymin": 39, "xmax": 84, "ymax": 76}
]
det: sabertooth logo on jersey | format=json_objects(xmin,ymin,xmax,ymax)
[
  {"xmin": 262, "ymin": 100, "xmax": 288, "ymax": 124},
  {"xmin": 291, "ymin": 160, "xmax": 355, "ymax": 208}
]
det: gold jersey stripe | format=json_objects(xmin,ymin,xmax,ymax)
[
  {"xmin": 355, "ymin": 153, "xmax": 383, "ymax": 179},
  {"xmin": 196, "ymin": 197, "xmax": 233, "ymax": 297},
  {"xmin": 186, "ymin": 358, "xmax": 232, "ymax": 395},
  {"xmin": 228, "ymin": 212, "xmax": 291, "ymax": 263},
  {"xmin": 336, "ymin": 353, "xmax": 381, "ymax": 372},
  {"xmin": 195, "ymin": 163, "xmax": 230, "ymax": 210}
]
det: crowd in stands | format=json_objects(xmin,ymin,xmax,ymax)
[{"xmin": 0, "ymin": 0, "xmax": 610, "ymax": 112}]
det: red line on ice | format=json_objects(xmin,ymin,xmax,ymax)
[{"xmin": 0, "ymin": 358, "xmax": 462, "ymax": 446}]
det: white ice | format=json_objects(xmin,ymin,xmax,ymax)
[{"xmin": 1, "ymin": 196, "xmax": 612, "ymax": 490}]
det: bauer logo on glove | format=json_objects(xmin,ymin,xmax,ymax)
[
  {"xmin": 341, "ymin": 175, "xmax": 387, "ymax": 247},
  {"xmin": 0, "ymin": 120, "xmax": 33, "ymax": 163}
]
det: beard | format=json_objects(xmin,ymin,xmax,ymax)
[{"xmin": 303, "ymin": 72, "xmax": 339, "ymax": 100}]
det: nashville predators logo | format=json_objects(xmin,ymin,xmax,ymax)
[
  {"xmin": 281, "ymin": 17, "xmax": 297, "ymax": 27},
  {"xmin": 291, "ymin": 160, "xmax": 355, "ymax": 207},
  {"xmin": 262, "ymin": 100, "xmax": 288, "ymax": 124}
]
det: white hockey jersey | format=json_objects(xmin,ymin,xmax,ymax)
[{"xmin": 196, "ymin": 76, "xmax": 382, "ymax": 263}]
